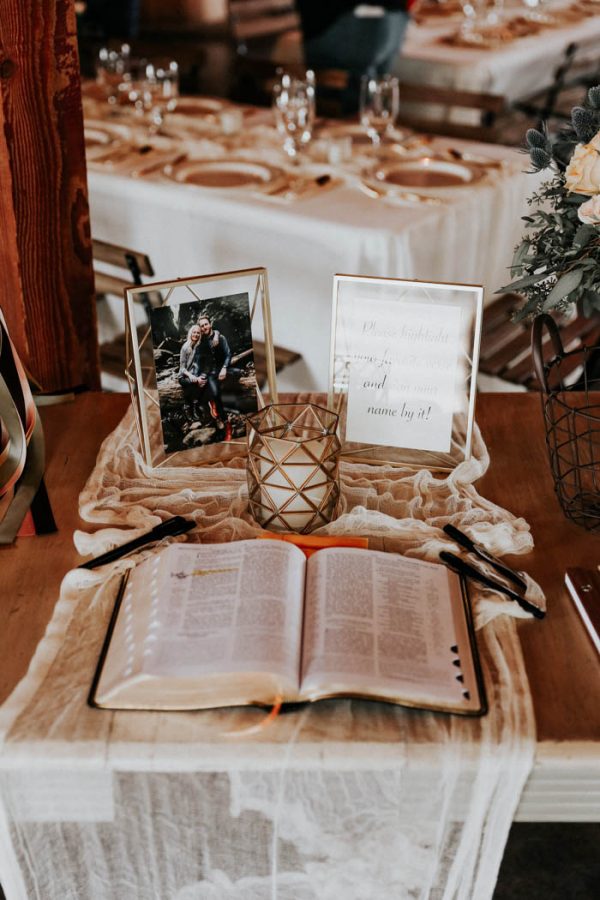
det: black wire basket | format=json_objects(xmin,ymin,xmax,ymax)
[{"xmin": 532, "ymin": 314, "xmax": 600, "ymax": 531}]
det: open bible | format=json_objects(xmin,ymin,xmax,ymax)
[{"xmin": 90, "ymin": 540, "xmax": 486, "ymax": 716}]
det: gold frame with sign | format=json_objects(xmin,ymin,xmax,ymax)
[
  {"xmin": 328, "ymin": 274, "xmax": 483, "ymax": 471},
  {"xmin": 125, "ymin": 267, "xmax": 278, "ymax": 468}
]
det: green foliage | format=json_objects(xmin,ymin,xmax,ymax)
[{"xmin": 498, "ymin": 87, "xmax": 600, "ymax": 318}]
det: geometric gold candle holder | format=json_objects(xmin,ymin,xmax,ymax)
[{"xmin": 246, "ymin": 403, "xmax": 341, "ymax": 534}]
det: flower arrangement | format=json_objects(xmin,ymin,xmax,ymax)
[{"xmin": 499, "ymin": 85, "xmax": 600, "ymax": 320}]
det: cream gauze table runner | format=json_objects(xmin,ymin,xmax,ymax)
[{"xmin": 0, "ymin": 400, "xmax": 545, "ymax": 900}]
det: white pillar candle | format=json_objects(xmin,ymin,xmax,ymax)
[{"xmin": 260, "ymin": 435, "xmax": 331, "ymax": 532}]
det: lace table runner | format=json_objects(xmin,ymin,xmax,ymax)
[{"xmin": 0, "ymin": 402, "xmax": 543, "ymax": 900}]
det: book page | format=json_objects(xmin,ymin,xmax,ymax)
[
  {"xmin": 299, "ymin": 548, "xmax": 481, "ymax": 712},
  {"xmin": 94, "ymin": 539, "xmax": 306, "ymax": 707}
]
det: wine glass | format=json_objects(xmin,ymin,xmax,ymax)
[
  {"xmin": 272, "ymin": 73, "xmax": 316, "ymax": 162},
  {"xmin": 116, "ymin": 56, "xmax": 149, "ymax": 117},
  {"xmin": 359, "ymin": 75, "xmax": 400, "ymax": 148},
  {"xmin": 142, "ymin": 61, "xmax": 180, "ymax": 133},
  {"xmin": 95, "ymin": 44, "xmax": 130, "ymax": 107}
]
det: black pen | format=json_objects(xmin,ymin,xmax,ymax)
[
  {"xmin": 443, "ymin": 523, "xmax": 528, "ymax": 593},
  {"xmin": 439, "ymin": 550, "xmax": 545, "ymax": 620},
  {"xmin": 78, "ymin": 516, "xmax": 196, "ymax": 570}
]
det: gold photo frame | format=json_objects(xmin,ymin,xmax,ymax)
[
  {"xmin": 328, "ymin": 274, "xmax": 483, "ymax": 471},
  {"xmin": 125, "ymin": 267, "xmax": 278, "ymax": 468}
]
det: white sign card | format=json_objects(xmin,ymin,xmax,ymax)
[
  {"xmin": 345, "ymin": 297, "xmax": 462, "ymax": 452},
  {"xmin": 329, "ymin": 275, "xmax": 484, "ymax": 467}
]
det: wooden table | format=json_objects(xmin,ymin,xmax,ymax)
[{"xmin": 1, "ymin": 392, "xmax": 599, "ymax": 821}]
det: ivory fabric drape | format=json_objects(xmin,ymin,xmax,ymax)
[{"xmin": 0, "ymin": 404, "xmax": 543, "ymax": 899}]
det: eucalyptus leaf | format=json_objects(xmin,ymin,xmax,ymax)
[
  {"xmin": 512, "ymin": 241, "xmax": 531, "ymax": 268},
  {"xmin": 573, "ymin": 225, "xmax": 596, "ymax": 248},
  {"xmin": 497, "ymin": 271, "xmax": 549, "ymax": 293},
  {"xmin": 582, "ymin": 290, "xmax": 600, "ymax": 317},
  {"xmin": 542, "ymin": 269, "xmax": 583, "ymax": 309},
  {"xmin": 513, "ymin": 297, "xmax": 540, "ymax": 321}
]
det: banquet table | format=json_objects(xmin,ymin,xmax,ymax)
[
  {"xmin": 396, "ymin": 0, "xmax": 600, "ymax": 101},
  {"xmin": 1, "ymin": 399, "xmax": 599, "ymax": 770},
  {"xmin": 84, "ymin": 93, "xmax": 538, "ymax": 393},
  {"xmin": 0, "ymin": 393, "xmax": 599, "ymax": 898}
]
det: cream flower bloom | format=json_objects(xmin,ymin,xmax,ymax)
[
  {"xmin": 578, "ymin": 194, "xmax": 600, "ymax": 224},
  {"xmin": 565, "ymin": 131, "xmax": 600, "ymax": 195}
]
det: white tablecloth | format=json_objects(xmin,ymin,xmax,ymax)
[
  {"xmin": 396, "ymin": 2, "xmax": 600, "ymax": 100},
  {"xmin": 88, "ymin": 138, "xmax": 534, "ymax": 393}
]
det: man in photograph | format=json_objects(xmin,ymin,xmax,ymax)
[{"xmin": 193, "ymin": 315, "xmax": 233, "ymax": 441}]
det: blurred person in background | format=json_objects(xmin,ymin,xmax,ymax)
[{"xmin": 296, "ymin": 1, "xmax": 413, "ymax": 112}]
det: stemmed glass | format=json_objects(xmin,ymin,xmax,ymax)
[
  {"xmin": 95, "ymin": 44, "xmax": 130, "ymax": 107},
  {"xmin": 142, "ymin": 61, "xmax": 180, "ymax": 134},
  {"xmin": 272, "ymin": 73, "xmax": 316, "ymax": 162},
  {"xmin": 119, "ymin": 59, "xmax": 179, "ymax": 134},
  {"xmin": 118, "ymin": 57, "xmax": 148, "ymax": 117},
  {"xmin": 359, "ymin": 74, "xmax": 400, "ymax": 148}
]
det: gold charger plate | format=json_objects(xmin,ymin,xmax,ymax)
[
  {"xmin": 365, "ymin": 156, "xmax": 486, "ymax": 194},
  {"xmin": 169, "ymin": 158, "xmax": 287, "ymax": 191}
]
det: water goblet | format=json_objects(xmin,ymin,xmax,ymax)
[
  {"xmin": 272, "ymin": 74, "xmax": 316, "ymax": 163},
  {"xmin": 359, "ymin": 74, "xmax": 400, "ymax": 148}
]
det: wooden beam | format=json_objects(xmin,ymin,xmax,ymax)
[{"xmin": 0, "ymin": 0, "xmax": 99, "ymax": 392}]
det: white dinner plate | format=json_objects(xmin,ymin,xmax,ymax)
[
  {"xmin": 170, "ymin": 159, "xmax": 287, "ymax": 191},
  {"xmin": 366, "ymin": 156, "xmax": 486, "ymax": 193}
]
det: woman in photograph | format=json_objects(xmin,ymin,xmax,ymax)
[{"xmin": 178, "ymin": 323, "xmax": 202, "ymax": 421}]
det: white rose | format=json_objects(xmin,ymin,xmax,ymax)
[
  {"xmin": 578, "ymin": 194, "xmax": 600, "ymax": 225},
  {"xmin": 565, "ymin": 130, "xmax": 600, "ymax": 195}
]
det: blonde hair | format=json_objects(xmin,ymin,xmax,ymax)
[{"xmin": 182, "ymin": 322, "xmax": 201, "ymax": 352}]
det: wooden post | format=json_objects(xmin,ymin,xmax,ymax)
[{"xmin": 0, "ymin": 0, "xmax": 99, "ymax": 392}]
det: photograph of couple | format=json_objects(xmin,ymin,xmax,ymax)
[{"xmin": 150, "ymin": 293, "xmax": 258, "ymax": 454}]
